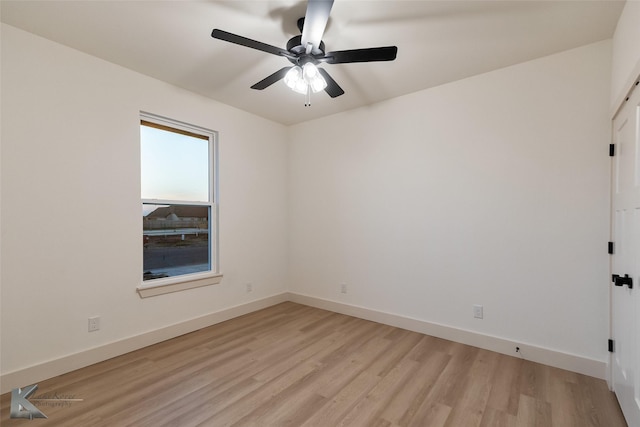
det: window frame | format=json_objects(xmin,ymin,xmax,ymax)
[{"xmin": 137, "ymin": 112, "xmax": 222, "ymax": 298}]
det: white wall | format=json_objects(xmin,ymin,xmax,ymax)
[
  {"xmin": 0, "ymin": 24, "xmax": 288, "ymax": 378},
  {"xmin": 288, "ymin": 41, "xmax": 612, "ymax": 364},
  {"xmin": 611, "ymin": 0, "xmax": 640, "ymax": 110}
]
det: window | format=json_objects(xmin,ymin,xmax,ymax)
[{"xmin": 138, "ymin": 113, "xmax": 220, "ymax": 297}]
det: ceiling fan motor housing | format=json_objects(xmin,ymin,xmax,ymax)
[{"xmin": 286, "ymin": 35, "xmax": 325, "ymax": 65}]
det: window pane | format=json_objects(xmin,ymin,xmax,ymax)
[
  {"xmin": 143, "ymin": 204, "xmax": 210, "ymax": 280},
  {"xmin": 141, "ymin": 124, "xmax": 209, "ymax": 202}
]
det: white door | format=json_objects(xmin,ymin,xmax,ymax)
[{"xmin": 612, "ymin": 78, "xmax": 640, "ymax": 427}]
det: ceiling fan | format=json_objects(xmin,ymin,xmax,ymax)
[{"xmin": 211, "ymin": 0, "xmax": 398, "ymax": 105}]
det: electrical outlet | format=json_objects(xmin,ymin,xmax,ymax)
[
  {"xmin": 473, "ymin": 304, "xmax": 483, "ymax": 319},
  {"xmin": 246, "ymin": 282, "xmax": 253, "ymax": 293},
  {"xmin": 88, "ymin": 316, "xmax": 100, "ymax": 332},
  {"xmin": 340, "ymin": 283, "xmax": 347, "ymax": 294}
]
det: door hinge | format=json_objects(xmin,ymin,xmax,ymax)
[
  {"xmin": 608, "ymin": 339, "xmax": 615, "ymax": 353},
  {"xmin": 608, "ymin": 241, "xmax": 615, "ymax": 254},
  {"xmin": 613, "ymin": 274, "xmax": 634, "ymax": 289},
  {"xmin": 610, "ymin": 143, "xmax": 615, "ymax": 157}
]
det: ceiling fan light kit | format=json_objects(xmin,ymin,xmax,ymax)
[
  {"xmin": 211, "ymin": 0, "xmax": 398, "ymax": 106},
  {"xmin": 283, "ymin": 63, "xmax": 327, "ymax": 106}
]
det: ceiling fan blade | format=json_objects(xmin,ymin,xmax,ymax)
[
  {"xmin": 251, "ymin": 67, "xmax": 293, "ymax": 90},
  {"xmin": 325, "ymin": 46, "xmax": 398, "ymax": 64},
  {"xmin": 212, "ymin": 29, "xmax": 293, "ymax": 58},
  {"xmin": 301, "ymin": 0, "xmax": 334, "ymax": 55},
  {"xmin": 318, "ymin": 68, "xmax": 344, "ymax": 98}
]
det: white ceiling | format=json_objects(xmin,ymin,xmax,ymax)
[{"xmin": 1, "ymin": 1, "xmax": 624, "ymax": 125}]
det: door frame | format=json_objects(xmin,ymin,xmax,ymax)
[{"xmin": 608, "ymin": 72, "xmax": 640, "ymax": 390}]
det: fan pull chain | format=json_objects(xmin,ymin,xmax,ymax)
[{"xmin": 305, "ymin": 85, "xmax": 311, "ymax": 107}]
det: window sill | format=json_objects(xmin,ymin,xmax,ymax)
[{"xmin": 137, "ymin": 272, "xmax": 223, "ymax": 298}]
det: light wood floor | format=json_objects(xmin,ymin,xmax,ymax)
[{"xmin": 0, "ymin": 302, "xmax": 627, "ymax": 426}]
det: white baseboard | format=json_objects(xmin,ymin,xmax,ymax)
[
  {"xmin": 287, "ymin": 292, "xmax": 607, "ymax": 380},
  {"xmin": 0, "ymin": 293, "xmax": 289, "ymax": 394},
  {"xmin": 1, "ymin": 291, "xmax": 606, "ymax": 394}
]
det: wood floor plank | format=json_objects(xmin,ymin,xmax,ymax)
[
  {"xmin": 369, "ymin": 330, "xmax": 424, "ymax": 378},
  {"xmin": 0, "ymin": 302, "xmax": 627, "ymax": 427},
  {"xmin": 309, "ymin": 332, "xmax": 390, "ymax": 399},
  {"xmin": 196, "ymin": 359, "xmax": 321, "ymax": 425},
  {"xmin": 576, "ymin": 374, "xmax": 629, "ymax": 427},
  {"xmin": 442, "ymin": 349, "xmax": 501, "ymax": 427},
  {"xmin": 299, "ymin": 369, "xmax": 381, "ymax": 427},
  {"xmin": 432, "ymin": 343, "xmax": 480, "ymax": 408},
  {"xmin": 479, "ymin": 407, "xmax": 517, "ymax": 427},
  {"xmin": 485, "ymin": 354, "xmax": 523, "ymax": 416},
  {"xmin": 380, "ymin": 350, "xmax": 451, "ymax": 426},
  {"xmin": 515, "ymin": 394, "xmax": 552, "ymax": 427},
  {"xmin": 337, "ymin": 358, "xmax": 420, "ymax": 427},
  {"xmin": 406, "ymin": 402, "xmax": 452, "ymax": 427}
]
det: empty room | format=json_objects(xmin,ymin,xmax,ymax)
[{"xmin": 1, "ymin": 0, "xmax": 639, "ymax": 426}]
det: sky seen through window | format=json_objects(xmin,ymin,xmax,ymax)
[{"xmin": 141, "ymin": 124, "xmax": 209, "ymax": 216}]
